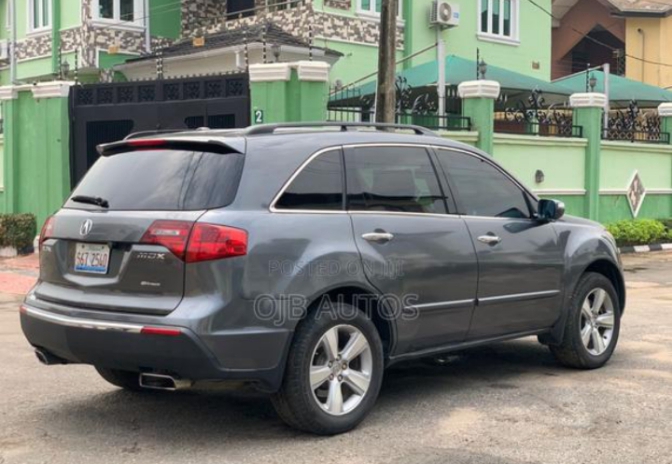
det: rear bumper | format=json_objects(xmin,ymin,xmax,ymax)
[{"xmin": 20, "ymin": 303, "xmax": 291, "ymax": 392}]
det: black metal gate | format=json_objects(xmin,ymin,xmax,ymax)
[{"xmin": 69, "ymin": 73, "xmax": 250, "ymax": 187}]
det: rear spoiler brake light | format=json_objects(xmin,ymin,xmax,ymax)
[{"xmin": 97, "ymin": 139, "xmax": 244, "ymax": 156}]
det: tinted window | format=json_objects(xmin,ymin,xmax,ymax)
[
  {"xmin": 275, "ymin": 150, "xmax": 344, "ymax": 211},
  {"xmin": 346, "ymin": 147, "xmax": 447, "ymax": 214},
  {"xmin": 436, "ymin": 150, "xmax": 530, "ymax": 218},
  {"xmin": 66, "ymin": 150, "xmax": 244, "ymax": 211}
]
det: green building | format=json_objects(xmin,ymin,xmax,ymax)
[{"xmin": 0, "ymin": 0, "xmax": 552, "ymax": 86}]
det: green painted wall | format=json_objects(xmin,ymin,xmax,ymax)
[
  {"xmin": 599, "ymin": 195, "xmax": 672, "ymax": 224},
  {"xmin": 320, "ymin": 40, "xmax": 404, "ymax": 86},
  {"xmin": 316, "ymin": 0, "xmax": 552, "ymax": 85},
  {"xmin": 492, "ymin": 134, "xmax": 587, "ymax": 190},
  {"xmin": 601, "ymin": 142, "xmax": 672, "ymax": 190},
  {"xmin": 2, "ymin": 91, "xmax": 71, "ymax": 225},
  {"xmin": 151, "ymin": 0, "xmax": 181, "ymax": 39},
  {"xmin": 0, "ymin": 0, "xmax": 84, "ymax": 40},
  {"xmin": 408, "ymin": 0, "xmax": 552, "ymax": 80},
  {"xmin": 99, "ymin": 52, "xmax": 139, "ymax": 70}
]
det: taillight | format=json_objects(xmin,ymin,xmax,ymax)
[
  {"xmin": 186, "ymin": 223, "xmax": 248, "ymax": 263},
  {"xmin": 140, "ymin": 221, "xmax": 248, "ymax": 262},
  {"xmin": 140, "ymin": 220, "xmax": 193, "ymax": 259},
  {"xmin": 39, "ymin": 216, "xmax": 55, "ymax": 250}
]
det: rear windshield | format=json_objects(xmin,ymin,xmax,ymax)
[{"xmin": 65, "ymin": 150, "xmax": 244, "ymax": 211}]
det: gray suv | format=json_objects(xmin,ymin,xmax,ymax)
[{"xmin": 21, "ymin": 123, "xmax": 625, "ymax": 435}]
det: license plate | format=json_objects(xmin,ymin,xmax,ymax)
[{"xmin": 74, "ymin": 243, "xmax": 110, "ymax": 275}]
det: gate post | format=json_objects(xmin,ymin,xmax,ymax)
[
  {"xmin": 0, "ymin": 82, "xmax": 73, "ymax": 226},
  {"xmin": 570, "ymin": 93, "xmax": 606, "ymax": 222},
  {"xmin": 457, "ymin": 80, "xmax": 500, "ymax": 155},
  {"xmin": 658, "ymin": 103, "xmax": 672, "ymax": 144},
  {"xmin": 249, "ymin": 61, "xmax": 330, "ymax": 124}
]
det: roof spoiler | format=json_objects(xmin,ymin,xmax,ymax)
[{"xmin": 97, "ymin": 138, "xmax": 244, "ymax": 156}]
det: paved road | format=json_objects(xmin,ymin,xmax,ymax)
[{"xmin": 1, "ymin": 253, "xmax": 671, "ymax": 464}]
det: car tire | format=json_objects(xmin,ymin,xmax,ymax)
[
  {"xmin": 95, "ymin": 367, "xmax": 144, "ymax": 392},
  {"xmin": 550, "ymin": 272, "xmax": 621, "ymax": 369},
  {"xmin": 271, "ymin": 303, "xmax": 384, "ymax": 435}
]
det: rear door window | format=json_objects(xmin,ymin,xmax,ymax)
[
  {"xmin": 66, "ymin": 150, "xmax": 244, "ymax": 211},
  {"xmin": 345, "ymin": 146, "xmax": 447, "ymax": 214},
  {"xmin": 274, "ymin": 149, "xmax": 345, "ymax": 211}
]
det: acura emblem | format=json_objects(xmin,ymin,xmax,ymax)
[{"xmin": 80, "ymin": 219, "xmax": 93, "ymax": 237}]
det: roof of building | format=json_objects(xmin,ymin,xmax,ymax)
[
  {"xmin": 127, "ymin": 24, "xmax": 342, "ymax": 63},
  {"xmin": 555, "ymin": 70, "xmax": 672, "ymax": 105},
  {"xmin": 607, "ymin": 0, "xmax": 672, "ymax": 14},
  {"xmin": 552, "ymin": 0, "xmax": 672, "ymax": 19}
]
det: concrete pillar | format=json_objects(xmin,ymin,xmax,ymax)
[
  {"xmin": 249, "ymin": 61, "xmax": 330, "ymax": 125},
  {"xmin": 0, "ymin": 82, "xmax": 73, "ymax": 225},
  {"xmin": 570, "ymin": 92, "xmax": 607, "ymax": 222},
  {"xmin": 457, "ymin": 80, "xmax": 501, "ymax": 155},
  {"xmin": 658, "ymin": 103, "xmax": 672, "ymax": 144}
]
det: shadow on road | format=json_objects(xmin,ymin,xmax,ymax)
[{"xmin": 35, "ymin": 340, "xmax": 566, "ymax": 443}]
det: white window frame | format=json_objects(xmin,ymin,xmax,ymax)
[
  {"xmin": 477, "ymin": 0, "xmax": 520, "ymax": 46},
  {"xmin": 356, "ymin": 0, "xmax": 403, "ymax": 20},
  {"xmin": 27, "ymin": 0, "xmax": 51, "ymax": 34},
  {"xmin": 91, "ymin": 0, "xmax": 145, "ymax": 30}
]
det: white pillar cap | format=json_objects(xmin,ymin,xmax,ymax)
[
  {"xmin": 0, "ymin": 86, "xmax": 19, "ymax": 100},
  {"xmin": 457, "ymin": 80, "xmax": 501, "ymax": 99},
  {"xmin": 249, "ymin": 63, "xmax": 292, "ymax": 82},
  {"xmin": 31, "ymin": 81, "xmax": 75, "ymax": 99},
  {"xmin": 658, "ymin": 102, "xmax": 672, "ymax": 117},
  {"xmin": 295, "ymin": 61, "xmax": 330, "ymax": 82},
  {"xmin": 569, "ymin": 93, "xmax": 607, "ymax": 108}
]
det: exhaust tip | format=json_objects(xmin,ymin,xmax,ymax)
[
  {"xmin": 35, "ymin": 348, "xmax": 66, "ymax": 366},
  {"xmin": 139, "ymin": 373, "xmax": 192, "ymax": 391},
  {"xmin": 35, "ymin": 349, "xmax": 49, "ymax": 365}
]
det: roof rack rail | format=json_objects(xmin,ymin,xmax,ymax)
[
  {"xmin": 244, "ymin": 122, "xmax": 437, "ymax": 136},
  {"xmin": 124, "ymin": 129, "xmax": 188, "ymax": 140}
]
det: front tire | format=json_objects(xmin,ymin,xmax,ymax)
[
  {"xmin": 550, "ymin": 272, "xmax": 621, "ymax": 369},
  {"xmin": 271, "ymin": 303, "xmax": 384, "ymax": 435}
]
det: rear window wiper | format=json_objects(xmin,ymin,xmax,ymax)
[{"xmin": 70, "ymin": 195, "xmax": 110, "ymax": 208}]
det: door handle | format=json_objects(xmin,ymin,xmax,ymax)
[
  {"xmin": 362, "ymin": 232, "xmax": 395, "ymax": 244},
  {"xmin": 477, "ymin": 234, "xmax": 502, "ymax": 245}
]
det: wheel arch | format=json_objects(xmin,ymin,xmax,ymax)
[
  {"xmin": 582, "ymin": 259, "xmax": 626, "ymax": 314},
  {"xmin": 544, "ymin": 256, "xmax": 626, "ymax": 346},
  {"xmin": 291, "ymin": 285, "xmax": 397, "ymax": 361}
]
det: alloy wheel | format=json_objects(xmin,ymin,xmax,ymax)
[
  {"xmin": 580, "ymin": 288, "xmax": 616, "ymax": 356},
  {"xmin": 309, "ymin": 325, "xmax": 373, "ymax": 416}
]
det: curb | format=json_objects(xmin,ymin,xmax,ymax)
[{"xmin": 619, "ymin": 243, "xmax": 672, "ymax": 254}]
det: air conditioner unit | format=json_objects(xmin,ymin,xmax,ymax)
[
  {"xmin": 430, "ymin": 1, "xmax": 460, "ymax": 28},
  {"xmin": 0, "ymin": 41, "xmax": 8, "ymax": 61}
]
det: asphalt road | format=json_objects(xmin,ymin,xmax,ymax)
[{"xmin": 1, "ymin": 253, "xmax": 672, "ymax": 464}]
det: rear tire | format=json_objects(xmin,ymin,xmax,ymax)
[
  {"xmin": 272, "ymin": 303, "xmax": 384, "ymax": 435},
  {"xmin": 95, "ymin": 367, "xmax": 144, "ymax": 392},
  {"xmin": 550, "ymin": 272, "xmax": 621, "ymax": 369}
]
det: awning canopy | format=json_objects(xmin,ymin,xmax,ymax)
[
  {"xmin": 554, "ymin": 70, "xmax": 672, "ymax": 106},
  {"xmin": 335, "ymin": 54, "xmax": 575, "ymax": 101}
]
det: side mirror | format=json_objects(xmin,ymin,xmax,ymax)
[{"xmin": 537, "ymin": 199, "xmax": 565, "ymax": 222}]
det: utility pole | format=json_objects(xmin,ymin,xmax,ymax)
[{"xmin": 375, "ymin": 0, "xmax": 398, "ymax": 124}]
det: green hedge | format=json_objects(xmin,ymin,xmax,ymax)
[
  {"xmin": 606, "ymin": 219, "xmax": 672, "ymax": 247},
  {"xmin": 0, "ymin": 213, "xmax": 37, "ymax": 252}
]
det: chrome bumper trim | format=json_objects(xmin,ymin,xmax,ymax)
[{"xmin": 21, "ymin": 305, "xmax": 144, "ymax": 334}]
